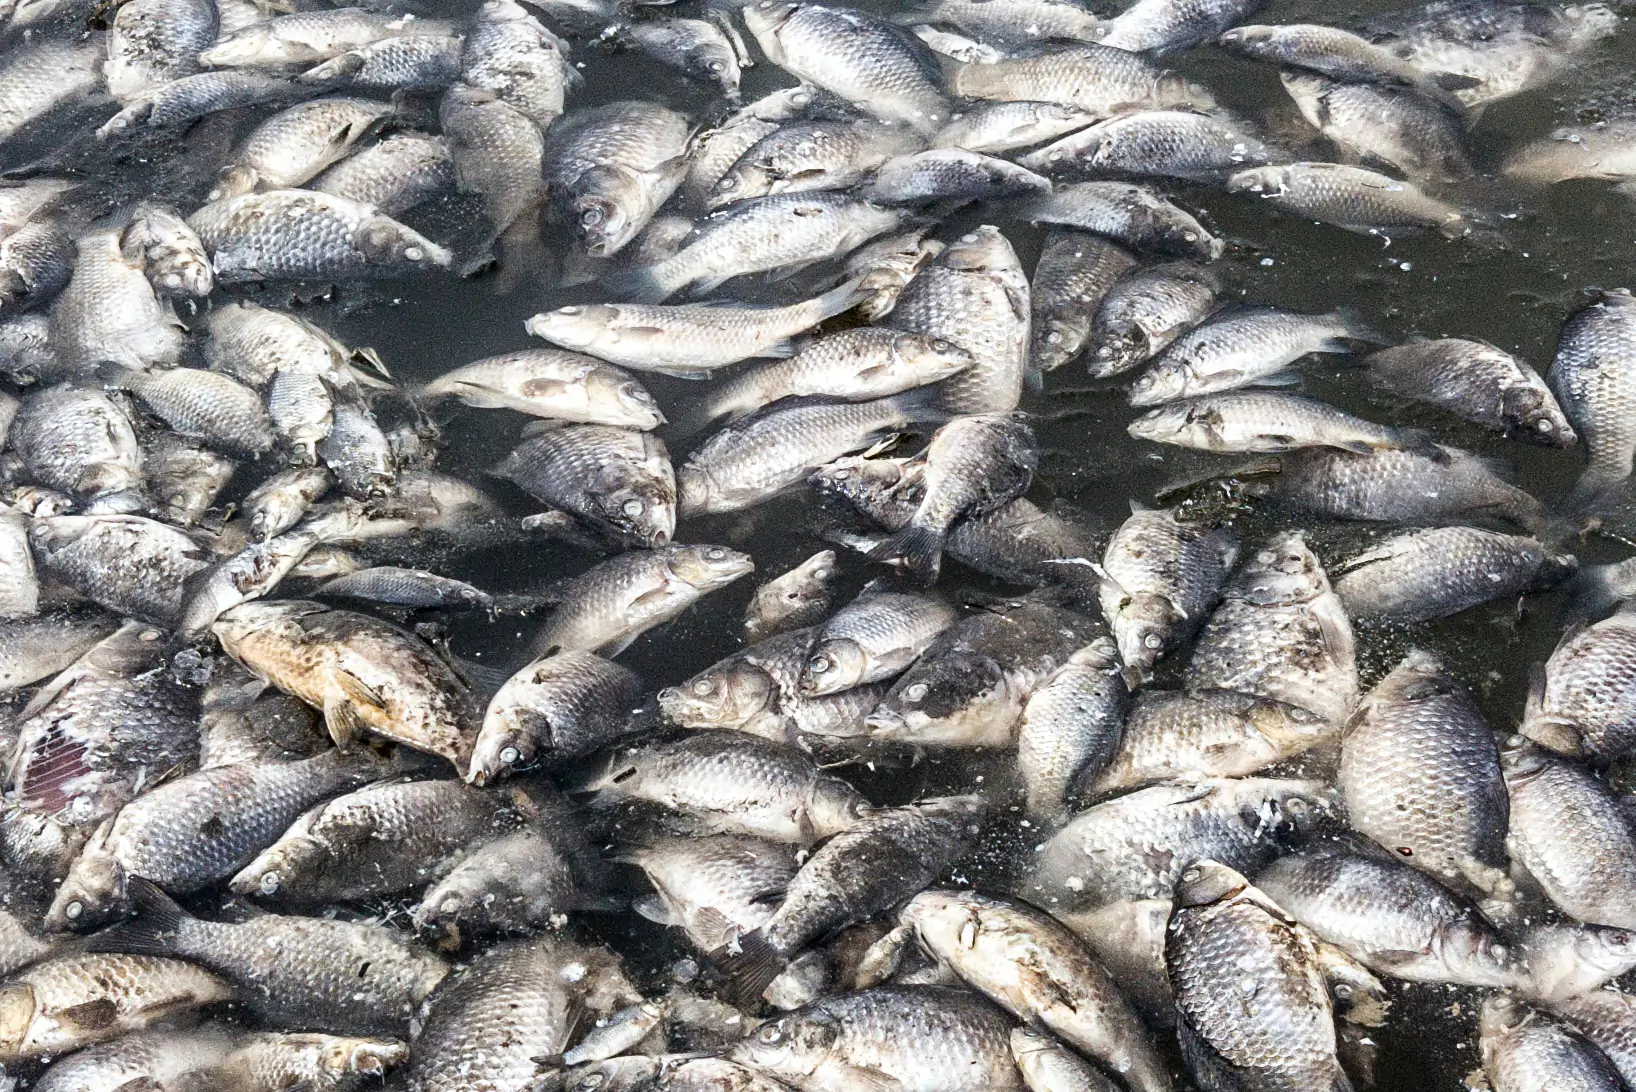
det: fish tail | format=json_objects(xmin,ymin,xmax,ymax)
[
  {"xmin": 1327, "ymin": 306, "xmax": 1392, "ymax": 347},
  {"xmin": 711, "ymin": 928, "xmax": 787, "ymax": 1004},
  {"xmin": 602, "ymin": 263, "xmax": 673, "ymax": 304},
  {"xmin": 867, "ymin": 521, "xmax": 945, "ymax": 583},
  {"xmin": 814, "ymin": 277, "xmax": 870, "ymax": 322},
  {"xmin": 82, "ymin": 876, "xmax": 191, "ymax": 956}
]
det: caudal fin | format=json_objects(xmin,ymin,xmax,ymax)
[
  {"xmin": 867, "ymin": 521, "xmax": 946, "ymax": 583},
  {"xmin": 710, "ymin": 928, "xmax": 787, "ymax": 1004}
]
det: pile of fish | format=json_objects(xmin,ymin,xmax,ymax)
[{"xmin": 0, "ymin": 0, "xmax": 1629, "ymax": 1088}]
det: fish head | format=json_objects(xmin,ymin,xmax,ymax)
[
  {"xmin": 1154, "ymin": 73, "xmax": 1217, "ymax": 112},
  {"xmin": 582, "ymin": 367, "xmax": 666, "ymax": 430},
  {"xmin": 1172, "ymin": 858, "xmax": 1250, "ymax": 908},
  {"xmin": 708, "ymin": 161, "xmax": 773, "ymax": 210},
  {"xmin": 1437, "ymin": 917, "xmax": 1524, "ymax": 989},
  {"xmin": 1125, "ymin": 402, "xmax": 1197, "ymax": 446},
  {"xmin": 1224, "ymin": 165, "xmax": 1286, "ymax": 197},
  {"xmin": 1246, "ymin": 699, "xmax": 1331, "ymax": 749},
  {"xmin": 799, "ymin": 637, "xmax": 866, "ymax": 696},
  {"xmin": 742, "ymin": 1, "xmax": 800, "ymax": 50},
  {"xmin": 331, "ymin": 1037, "xmax": 410, "ymax": 1078},
  {"xmin": 44, "ymin": 825, "xmax": 125, "ymax": 932},
  {"xmin": 729, "ymin": 1009, "xmax": 839, "ymax": 1081},
  {"xmin": 1111, "ymin": 591, "xmax": 1183, "ymax": 675},
  {"xmin": 477, "ymin": 0, "xmax": 532, "ymax": 24},
  {"xmin": 1216, "ymin": 24, "xmax": 1275, "ymax": 52},
  {"xmin": 1031, "ymin": 317, "xmax": 1089, "ymax": 372},
  {"xmin": 866, "ymin": 651, "xmax": 1012, "ymax": 745},
  {"xmin": 230, "ymin": 833, "xmax": 325, "ymax": 900},
  {"xmin": 899, "ymin": 890, "xmax": 984, "ymax": 953},
  {"xmin": 526, "ymin": 304, "xmax": 618, "ymax": 351},
  {"xmin": 1249, "ymin": 780, "xmax": 1336, "ymax": 840},
  {"xmin": 1235, "ymin": 532, "xmax": 1327, "ymax": 607},
  {"xmin": 808, "ymin": 456, "xmax": 915, "ymax": 508},
  {"xmin": 806, "ymin": 775, "xmax": 867, "ymax": 837},
  {"xmin": 659, "ymin": 661, "xmax": 778, "ymax": 729},
  {"xmin": 1126, "ymin": 362, "xmax": 1190, "ymax": 407},
  {"xmin": 0, "ymin": 985, "xmax": 35, "ymax": 1061},
  {"xmin": 585, "ymin": 472, "xmax": 676, "ymax": 549},
  {"xmin": 667, "ymin": 544, "xmax": 754, "ymax": 591},
  {"xmin": 1087, "ymin": 326, "xmax": 1151, "ymax": 379},
  {"xmin": 569, "ymin": 185, "xmax": 640, "ymax": 258},
  {"xmin": 1499, "ymin": 385, "xmax": 1577, "ymax": 447},
  {"xmin": 893, "ymin": 335, "xmax": 973, "ymax": 389},
  {"xmin": 414, "ymin": 872, "xmax": 485, "ymax": 933},
  {"xmin": 468, "ymin": 711, "xmax": 545, "ymax": 786},
  {"xmin": 356, "ymin": 217, "xmax": 453, "ymax": 272},
  {"xmin": 1477, "ymin": 993, "xmax": 1533, "ymax": 1043},
  {"xmin": 208, "ymin": 165, "xmax": 259, "ymax": 203},
  {"xmin": 938, "ymin": 226, "xmax": 1016, "ymax": 274}
]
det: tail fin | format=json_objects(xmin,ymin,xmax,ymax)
[
  {"xmin": 83, "ymin": 877, "xmax": 191, "ymax": 956},
  {"xmin": 93, "ymin": 360, "xmax": 141, "ymax": 389},
  {"xmin": 1328, "ymin": 306, "xmax": 1392, "ymax": 348},
  {"xmin": 867, "ymin": 521, "xmax": 945, "ymax": 583},
  {"xmin": 1565, "ymin": 561, "xmax": 1635, "ymax": 621},
  {"xmin": 710, "ymin": 928, "xmax": 787, "ymax": 1004},
  {"xmin": 1564, "ymin": 469, "xmax": 1631, "ymax": 521},
  {"xmin": 813, "ymin": 277, "xmax": 868, "ymax": 322},
  {"xmin": 601, "ymin": 263, "xmax": 672, "ymax": 304}
]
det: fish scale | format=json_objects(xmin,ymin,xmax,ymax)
[
  {"xmin": 189, "ymin": 190, "xmax": 452, "ymax": 282},
  {"xmin": 1504, "ymin": 748, "xmax": 1636, "ymax": 929},
  {"xmin": 1524, "ymin": 606, "xmax": 1636, "ymax": 762},
  {"xmin": 1338, "ymin": 651, "xmax": 1510, "ymax": 899}
]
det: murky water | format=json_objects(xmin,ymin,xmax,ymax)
[{"xmin": 39, "ymin": 0, "xmax": 1636, "ymax": 1084}]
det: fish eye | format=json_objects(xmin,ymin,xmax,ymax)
[
  {"xmin": 559, "ymin": 305, "xmax": 582, "ymax": 315},
  {"xmin": 1333, "ymin": 983, "xmax": 1353, "ymax": 1000},
  {"xmin": 405, "ymin": 246, "xmax": 424, "ymax": 261},
  {"xmin": 832, "ymin": 469, "xmax": 851, "ymax": 480},
  {"xmin": 64, "ymin": 900, "xmax": 83, "ymax": 920},
  {"xmin": 757, "ymin": 1024, "xmax": 784, "ymax": 1044},
  {"xmin": 500, "ymin": 746, "xmax": 520, "ymax": 765},
  {"xmin": 1490, "ymin": 943, "xmax": 1508, "ymax": 960},
  {"xmin": 705, "ymin": 547, "xmax": 726, "ymax": 560},
  {"xmin": 1046, "ymin": 331, "xmax": 1063, "ymax": 345},
  {"xmin": 1143, "ymin": 633, "xmax": 1162, "ymax": 650},
  {"xmin": 1183, "ymin": 231, "xmax": 1199, "ymax": 242},
  {"xmin": 717, "ymin": 176, "xmax": 739, "ymax": 192},
  {"xmin": 575, "ymin": 1076, "xmax": 606, "ymax": 1091},
  {"xmin": 1286, "ymin": 798, "xmax": 1309, "ymax": 816},
  {"xmin": 622, "ymin": 499, "xmax": 645, "ymax": 516},
  {"xmin": 1536, "ymin": 419, "xmax": 1553, "ymax": 431},
  {"xmin": 1181, "ymin": 867, "xmax": 1201, "ymax": 883},
  {"xmin": 581, "ymin": 208, "xmax": 605, "ymax": 228},
  {"xmin": 692, "ymin": 679, "xmax": 714, "ymax": 696},
  {"xmin": 904, "ymin": 682, "xmax": 928, "ymax": 702},
  {"xmin": 708, "ymin": 61, "xmax": 725, "ymax": 72},
  {"xmin": 808, "ymin": 655, "xmax": 831, "ymax": 674},
  {"xmin": 259, "ymin": 871, "xmax": 282, "ymax": 894}
]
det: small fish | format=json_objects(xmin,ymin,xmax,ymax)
[
  {"xmin": 1186, "ymin": 531, "xmax": 1356, "ymax": 724},
  {"xmin": 123, "ymin": 203, "xmax": 214, "ymax": 298},
  {"xmin": 297, "ymin": 34, "xmax": 462, "ymax": 91},
  {"xmin": 199, "ymin": 10, "xmax": 453, "ymax": 69},
  {"xmin": 30, "ymin": 515, "xmax": 210, "ymax": 627},
  {"xmin": 1016, "ymin": 638, "xmax": 1128, "ymax": 823},
  {"xmin": 950, "ymin": 42, "xmax": 1215, "ymax": 114},
  {"xmin": 213, "ymin": 600, "xmax": 477, "ymax": 769},
  {"xmin": 1128, "ymin": 390, "xmax": 1413, "ymax": 453},
  {"xmin": 98, "ymin": 364, "xmax": 274, "ymax": 457},
  {"xmin": 1023, "ymin": 109, "xmax": 1269, "ymax": 182},
  {"xmin": 715, "ymin": 796, "xmax": 985, "ymax": 1000},
  {"xmin": 87, "ymin": 879, "xmax": 449, "ymax": 1036},
  {"xmin": 903, "ymin": 0, "xmax": 1101, "ymax": 45},
  {"xmin": 0, "ymin": 954, "xmax": 233, "ymax": 1063},
  {"xmin": 212, "ymin": 97, "xmax": 393, "ymax": 198},
  {"xmin": 1227, "ymin": 161, "xmax": 1467, "ymax": 237},
  {"xmin": 1088, "ymin": 259, "xmax": 1220, "ymax": 377},
  {"xmin": 244, "ymin": 467, "xmax": 332, "ymax": 541},
  {"xmin": 492, "ymin": 424, "xmax": 676, "ymax": 547},
  {"xmin": 1022, "ymin": 181, "xmax": 1223, "ymax": 261},
  {"xmin": 50, "ymin": 228, "xmax": 186, "ymax": 374},
  {"xmin": 526, "ymin": 281, "xmax": 863, "ymax": 376},
  {"xmin": 1029, "ymin": 230, "xmax": 1138, "ymax": 373},
  {"xmin": 543, "ymin": 100, "xmax": 692, "ymax": 258},
  {"xmin": 1504, "ymin": 119, "xmax": 1636, "ymax": 187},
  {"xmin": 427, "ymin": 350, "xmax": 663, "ymax": 428},
  {"xmin": 531, "ymin": 545, "xmax": 754, "ymax": 656},
  {"xmin": 934, "ymin": 101, "xmax": 1101, "ymax": 155},
  {"xmin": 1280, "ymin": 71, "xmax": 1472, "ymax": 182},
  {"xmin": 577, "ymin": 731, "xmax": 866, "ymax": 844},
  {"xmin": 619, "ymin": 832, "xmax": 799, "ymax": 953},
  {"xmin": 1099, "ymin": 503, "xmax": 1238, "ymax": 678},
  {"xmin": 1522, "ymin": 603, "xmax": 1636, "ymax": 763},
  {"xmin": 800, "ymin": 587, "xmax": 959, "ymax": 695},
  {"xmin": 461, "ymin": 0, "xmax": 576, "ymax": 128},
  {"xmin": 1549, "ymin": 288, "xmax": 1636, "ymax": 512},
  {"xmin": 1481, "ymin": 994, "xmax": 1626, "ymax": 1092},
  {"xmin": 189, "ymin": 190, "xmax": 453, "ymax": 282},
  {"xmin": 1365, "ymin": 337, "xmax": 1574, "ymax": 444},
  {"xmin": 1128, "ymin": 306, "xmax": 1385, "ymax": 406},
  {"xmin": 706, "ymin": 330, "xmax": 974, "ymax": 427},
  {"xmin": 1333, "ymin": 526, "xmax": 1575, "ymax": 625},
  {"xmin": 861, "ymin": 148, "xmax": 1052, "ymax": 204},
  {"xmin": 469, "ymin": 650, "xmax": 642, "ymax": 783},
  {"xmin": 624, "ymin": 18, "xmax": 742, "ymax": 95},
  {"xmin": 316, "ymin": 567, "xmax": 495, "ymax": 611},
  {"xmin": 311, "ymin": 132, "xmax": 455, "ymax": 216},
  {"xmin": 1504, "ymin": 745, "xmax": 1636, "ymax": 929},
  {"xmin": 745, "ymin": 2, "xmax": 950, "ymax": 132},
  {"xmin": 1165, "ymin": 860, "xmax": 1355, "ymax": 1092},
  {"xmin": 440, "ymin": 82, "xmax": 546, "ymax": 251}
]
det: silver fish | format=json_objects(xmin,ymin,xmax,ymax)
[
  {"xmin": 1504, "ymin": 745, "xmax": 1636, "ymax": 930},
  {"xmin": 1098, "ymin": 503, "xmax": 1238, "ymax": 677},
  {"xmin": 1128, "ymin": 390, "xmax": 1411, "ymax": 453},
  {"xmin": 494, "ymin": 424, "xmax": 675, "ymax": 547},
  {"xmin": 469, "ymin": 649, "xmax": 641, "ymax": 783},
  {"xmin": 49, "ymin": 229, "xmax": 185, "ymax": 374},
  {"xmin": 212, "ymin": 97, "xmax": 392, "ymax": 198},
  {"xmin": 1023, "ymin": 109, "xmax": 1269, "ymax": 181},
  {"xmin": 1333, "ymin": 526, "xmax": 1574, "ymax": 625},
  {"xmin": 1280, "ymin": 70, "xmax": 1472, "ymax": 182},
  {"xmin": 1549, "ymin": 288, "xmax": 1636, "ymax": 512},
  {"xmin": 461, "ymin": 0, "xmax": 576, "ymax": 128},
  {"xmin": 950, "ymin": 42, "xmax": 1215, "ymax": 114},
  {"xmin": 1016, "ymin": 638, "xmax": 1127, "ymax": 822},
  {"xmin": 1228, "ymin": 160, "xmax": 1467, "ymax": 236},
  {"xmin": 189, "ymin": 190, "xmax": 452, "ymax": 281},
  {"xmin": 744, "ymin": 550, "xmax": 839, "ymax": 641},
  {"xmin": 1522, "ymin": 604, "xmax": 1636, "ymax": 763},
  {"xmin": 800, "ymin": 587, "xmax": 958, "ymax": 695},
  {"xmin": 1365, "ymin": 337, "xmax": 1574, "ymax": 444},
  {"xmin": 934, "ymin": 101, "xmax": 1101, "ymax": 155},
  {"xmin": 543, "ymin": 100, "xmax": 691, "ymax": 258},
  {"xmin": 1022, "ymin": 181, "xmax": 1223, "ymax": 261},
  {"xmin": 1029, "ymin": 230, "xmax": 1138, "ymax": 373},
  {"xmin": 1480, "ymin": 994, "xmax": 1626, "ymax": 1092},
  {"xmin": 311, "ymin": 132, "xmax": 455, "ymax": 216},
  {"xmin": 532, "ymin": 545, "xmax": 754, "ymax": 655}
]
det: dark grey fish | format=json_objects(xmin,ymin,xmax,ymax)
[
  {"xmin": 1281, "ymin": 70, "xmax": 1472, "ymax": 182},
  {"xmin": 862, "ymin": 149, "xmax": 1051, "ymax": 204},
  {"xmin": 88, "ymin": 880, "xmax": 448, "ymax": 1036},
  {"xmin": 469, "ymin": 650, "xmax": 641, "ymax": 784},
  {"xmin": 189, "ymin": 191, "xmax": 452, "ymax": 281},
  {"xmin": 1021, "ymin": 182, "xmax": 1223, "ymax": 261},
  {"xmin": 298, "ymin": 34, "xmax": 462, "ymax": 91},
  {"xmin": 1522, "ymin": 604, "xmax": 1636, "ymax": 763},
  {"xmin": 98, "ymin": 72, "xmax": 297, "ymax": 140},
  {"xmin": 1029, "ymin": 230, "xmax": 1138, "ymax": 374},
  {"xmin": 440, "ymin": 82, "xmax": 546, "ymax": 250},
  {"xmin": 1088, "ymin": 259, "xmax": 1220, "ymax": 377},
  {"xmin": 1504, "ymin": 745, "xmax": 1636, "ymax": 930},
  {"xmin": 311, "ymin": 132, "xmax": 454, "ymax": 216},
  {"xmin": 949, "ymin": 41, "xmax": 1214, "ymax": 113},
  {"xmin": 315, "ymin": 567, "xmax": 494, "ymax": 611},
  {"xmin": 29, "ymin": 515, "xmax": 209, "ymax": 627},
  {"xmin": 543, "ymin": 100, "xmax": 691, "ymax": 258},
  {"xmin": 1333, "ymin": 526, "xmax": 1575, "ymax": 624},
  {"xmin": 493, "ymin": 424, "xmax": 675, "ymax": 547},
  {"xmin": 625, "ymin": 17, "xmax": 742, "ymax": 95},
  {"xmin": 714, "ymin": 796, "xmax": 985, "ymax": 1001},
  {"xmin": 1256, "ymin": 847, "xmax": 1525, "ymax": 989},
  {"xmin": 461, "ymin": 0, "xmax": 575, "ymax": 128},
  {"xmin": 1023, "ymin": 109, "xmax": 1268, "ymax": 181},
  {"xmin": 1367, "ymin": 337, "xmax": 1574, "ymax": 444},
  {"xmin": 1016, "ymin": 638, "xmax": 1127, "ymax": 823},
  {"xmin": 1099, "ymin": 503, "xmax": 1237, "ymax": 677}
]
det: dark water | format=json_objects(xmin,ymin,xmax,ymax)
[{"xmin": 55, "ymin": 0, "xmax": 1636, "ymax": 1085}]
